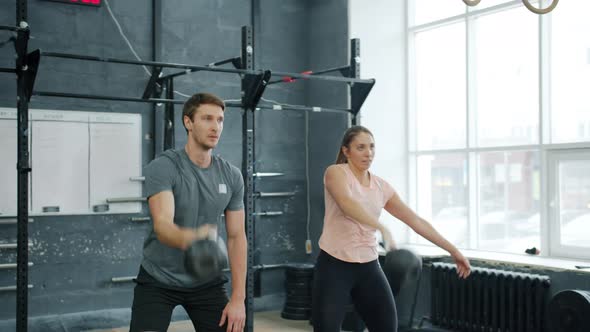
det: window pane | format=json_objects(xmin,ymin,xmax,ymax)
[
  {"xmin": 550, "ymin": 1, "xmax": 590, "ymax": 143},
  {"xmin": 415, "ymin": 23, "xmax": 466, "ymax": 150},
  {"xmin": 558, "ymin": 160, "xmax": 590, "ymax": 248},
  {"xmin": 475, "ymin": 8, "xmax": 539, "ymax": 147},
  {"xmin": 415, "ymin": 154, "xmax": 468, "ymax": 247},
  {"xmin": 478, "ymin": 151, "xmax": 540, "ymax": 253},
  {"xmin": 413, "ymin": 0, "xmax": 465, "ymax": 26}
]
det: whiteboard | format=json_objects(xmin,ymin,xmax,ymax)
[
  {"xmin": 89, "ymin": 113, "xmax": 142, "ymax": 214},
  {"xmin": 0, "ymin": 109, "xmax": 18, "ymax": 217},
  {"xmin": 0, "ymin": 108, "xmax": 142, "ymax": 216},
  {"xmin": 31, "ymin": 118, "xmax": 89, "ymax": 214}
]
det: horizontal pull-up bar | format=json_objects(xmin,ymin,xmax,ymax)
[
  {"xmin": 34, "ymin": 90, "xmax": 355, "ymax": 115},
  {"xmin": 0, "ymin": 25, "xmax": 19, "ymax": 32},
  {"xmin": 159, "ymin": 56, "xmax": 241, "ymax": 81},
  {"xmin": 34, "ymin": 91, "xmax": 185, "ymax": 104},
  {"xmin": 0, "ymin": 68, "xmax": 17, "ymax": 74},
  {"xmin": 268, "ymin": 65, "xmax": 350, "ymax": 85},
  {"xmin": 33, "ymin": 90, "xmax": 244, "ymax": 108},
  {"xmin": 40, "ymin": 51, "xmax": 373, "ymax": 85},
  {"xmin": 271, "ymin": 70, "xmax": 374, "ymax": 84},
  {"xmin": 33, "ymin": 91, "xmax": 352, "ymax": 113},
  {"xmin": 256, "ymin": 103, "xmax": 352, "ymax": 114},
  {"xmin": 33, "ymin": 91, "xmax": 356, "ymax": 116},
  {"xmin": 41, "ymin": 51, "xmax": 255, "ymax": 76}
]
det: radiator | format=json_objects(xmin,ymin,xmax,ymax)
[{"xmin": 431, "ymin": 262, "xmax": 551, "ymax": 332}]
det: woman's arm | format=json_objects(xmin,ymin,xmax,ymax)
[
  {"xmin": 384, "ymin": 191, "xmax": 471, "ymax": 278},
  {"xmin": 325, "ymin": 165, "xmax": 395, "ymax": 249}
]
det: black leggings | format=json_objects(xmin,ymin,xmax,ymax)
[{"xmin": 312, "ymin": 250, "xmax": 398, "ymax": 332}]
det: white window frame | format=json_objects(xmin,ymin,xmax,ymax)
[
  {"xmin": 547, "ymin": 149, "xmax": 590, "ymax": 260},
  {"xmin": 405, "ymin": 0, "xmax": 590, "ymax": 260}
]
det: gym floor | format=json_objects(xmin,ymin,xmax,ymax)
[{"xmin": 87, "ymin": 311, "xmax": 313, "ymax": 332}]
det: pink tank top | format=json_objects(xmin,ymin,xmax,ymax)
[{"xmin": 318, "ymin": 163, "xmax": 395, "ymax": 263}]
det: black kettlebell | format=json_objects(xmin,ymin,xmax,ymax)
[
  {"xmin": 185, "ymin": 237, "xmax": 228, "ymax": 280},
  {"xmin": 383, "ymin": 248, "xmax": 422, "ymax": 296}
]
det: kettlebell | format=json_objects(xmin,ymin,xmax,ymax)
[
  {"xmin": 185, "ymin": 236, "xmax": 228, "ymax": 280},
  {"xmin": 383, "ymin": 248, "xmax": 422, "ymax": 296}
]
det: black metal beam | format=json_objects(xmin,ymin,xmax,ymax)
[
  {"xmin": 158, "ymin": 56, "xmax": 241, "ymax": 81},
  {"xmin": 0, "ymin": 67, "xmax": 17, "ymax": 73},
  {"xmin": 270, "ymin": 69, "xmax": 373, "ymax": 84},
  {"xmin": 15, "ymin": 1, "xmax": 29, "ymax": 331},
  {"xmin": 311, "ymin": 64, "xmax": 350, "ymax": 77},
  {"xmin": 256, "ymin": 103, "xmax": 351, "ymax": 114},
  {"xmin": 34, "ymin": 90, "xmax": 184, "ymax": 104},
  {"xmin": 152, "ymin": 0, "xmax": 162, "ymax": 156},
  {"xmin": 241, "ymin": 25, "xmax": 255, "ymax": 332},
  {"xmin": 0, "ymin": 24, "xmax": 19, "ymax": 31},
  {"xmin": 163, "ymin": 78, "xmax": 175, "ymax": 150},
  {"xmin": 350, "ymin": 38, "xmax": 361, "ymax": 125},
  {"xmin": 141, "ymin": 66, "xmax": 162, "ymax": 99},
  {"xmin": 33, "ymin": 90, "xmax": 244, "ymax": 108},
  {"xmin": 40, "ymin": 51, "xmax": 374, "ymax": 85},
  {"xmin": 33, "ymin": 91, "xmax": 353, "ymax": 117},
  {"xmin": 267, "ymin": 64, "xmax": 350, "ymax": 85},
  {"xmin": 152, "ymin": 0, "xmax": 161, "ymax": 65},
  {"xmin": 41, "ymin": 51, "xmax": 258, "ymax": 75},
  {"xmin": 348, "ymin": 38, "xmax": 373, "ymax": 122}
]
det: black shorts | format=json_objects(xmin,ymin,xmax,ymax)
[{"xmin": 129, "ymin": 267, "xmax": 229, "ymax": 332}]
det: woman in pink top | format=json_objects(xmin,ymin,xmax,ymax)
[{"xmin": 312, "ymin": 126, "xmax": 471, "ymax": 332}]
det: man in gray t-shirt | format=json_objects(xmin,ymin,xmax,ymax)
[{"xmin": 130, "ymin": 93, "xmax": 247, "ymax": 332}]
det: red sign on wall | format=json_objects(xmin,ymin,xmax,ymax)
[{"xmin": 44, "ymin": 0, "xmax": 101, "ymax": 6}]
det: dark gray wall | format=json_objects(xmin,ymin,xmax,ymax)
[
  {"xmin": 1, "ymin": 0, "xmax": 155, "ymax": 328},
  {"xmin": 307, "ymin": 0, "xmax": 351, "ymax": 262},
  {"xmin": 0, "ymin": 0, "xmax": 351, "ymax": 330},
  {"xmin": 252, "ymin": 0, "xmax": 309, "ymax": 268}
]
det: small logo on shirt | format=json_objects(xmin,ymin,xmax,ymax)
[{"xmin": 218, "ymin": 184, "xmax": 227, "ymax": 194}]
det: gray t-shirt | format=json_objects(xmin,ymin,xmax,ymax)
[{"xmin": 141, "ymin": 148, "xmax": 244, "ymax": 288}]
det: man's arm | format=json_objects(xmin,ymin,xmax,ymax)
[
  {"xmin": 224, "ymin": 208, "xmax": 247, "ymax": 301},
  {"xmin": 219, "ymin": 208, "xmax": 247, "ymax": 331},
  {"xmin": 149, "ymin": 191, "xmax": 201, "ymax": 250}
]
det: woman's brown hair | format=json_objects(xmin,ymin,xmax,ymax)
[{"xmin": 335, "ymin": 125, "xmax": 374, "ymax": 164}]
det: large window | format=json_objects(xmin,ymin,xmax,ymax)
[
  {"xmin": 415, "ymin": 154, "xmax": 468, "ymax": 247},
  {"xmin": 477, "ymin": 151, "xmax": 540, "ymax": 253},
  {"xmin": 474, "ymin": 8, "xmax": 538, "ymax": 147},
  {"xmin": 407, "ymin": 1, "xmax": 590, "ymax": 259},
  {"xmin": 415, "ymin": 23, "xmax": 466, "ymax": 150},
  {"xmin": 550, "ymin": 2, "xmax": 590, "ymax": 143}
]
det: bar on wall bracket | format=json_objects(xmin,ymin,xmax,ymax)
[
  {"xmin": 158, "ymin": 56, "xmax": 242, "ymax": 81},
  {"xmin": 350, "ymin": 80, "xmax": 374, "ymax": 122},
  {"xmin": 21, "ymin": 50, "xmax": 40, "ymax": 102},
  {"xmin": 141, "ymin": 66, "xmax": 163, "ymax": 99},
  {"xmin": 242, "ymin": 70, "xmax": 271, "ymax": 111},
  {"xmin": 348, "ymin": 38, "xmax": 372, "ymax": 126},
  {"xmin": 13, "ymin": 23, "xmax": 40, "ymax": 103}
]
